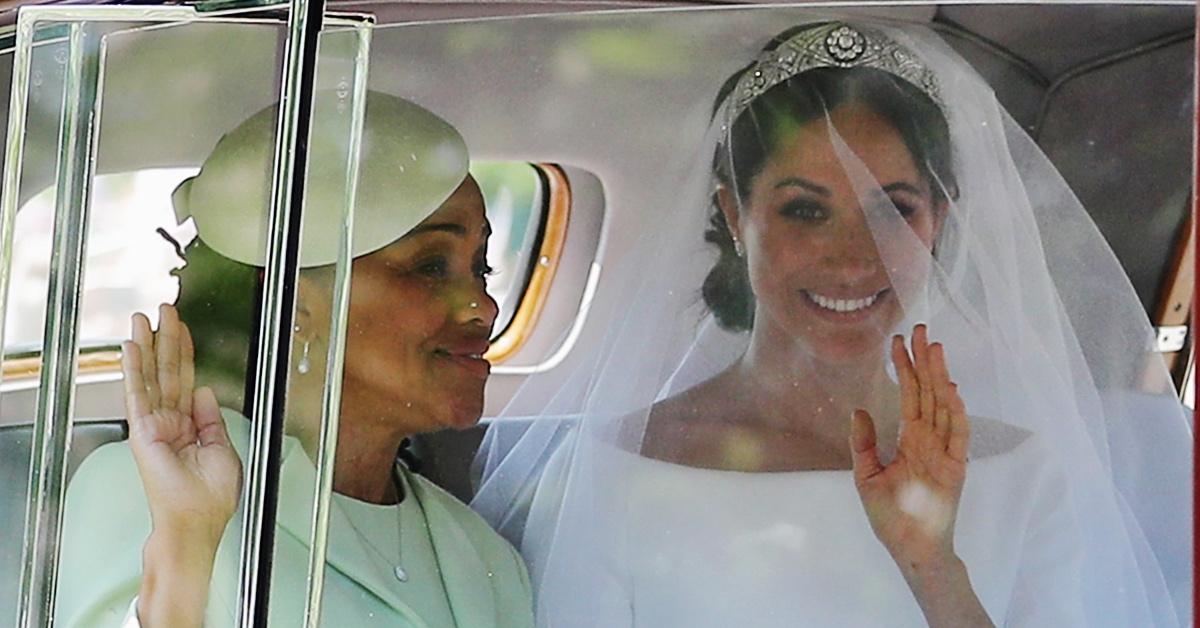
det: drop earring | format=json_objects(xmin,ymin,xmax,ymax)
[
  {"xmin": 732, "ymin": 236, "xmax": 745, "ymax": 257},
  {"xmin": 298, "ymin": 340, "xmax": 311, "ymax": 374}
]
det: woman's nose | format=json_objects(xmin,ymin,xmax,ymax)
[
  {"xmin": 825, "ymin": 211, "xmax": 883, "ymax": 278},
  {"xmin": 455, "ymin": 283, "xmax": 499, "ymax": 330}
]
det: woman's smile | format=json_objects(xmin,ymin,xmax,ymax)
[
  {"xmin": 799, "ymin": 287, "xmax": 891, "ymax": 323},
  {"xmin": 432, "ymin": 336, "xmax": 492, "ymax": 379}
]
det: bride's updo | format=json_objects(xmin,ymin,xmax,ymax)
[{"xmin": 703, "ymin": 27, "xmax": 958, "ymax": 332}]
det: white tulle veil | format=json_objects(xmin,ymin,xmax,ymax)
[{"xmin": 471, "ymin": 16, "xmax": 1191, "ymax": 628}]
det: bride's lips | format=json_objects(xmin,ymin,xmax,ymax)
[
  {"xmin": 800, "ymin": 288, "xmax": 890, "ymax": 323},
  {"xmin": 434, "ymin": 338, "xmax": 492, "ymax": 378}
]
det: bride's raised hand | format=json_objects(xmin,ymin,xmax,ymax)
[
  {"xmin": 849, "ymin": 324, "xmax": 970, "ymax": 573},
  {"xmin": 122, "ymin": 304, "xmax": 242, "ymax": 546}
]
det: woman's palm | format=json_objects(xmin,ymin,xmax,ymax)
[
  {"xmin": 850, "ymin": 325, "xmax": 970, "ymax": 566},
  {"xmin": 122, "ymin": 306, "xmax": 242, "ymax": 541}
]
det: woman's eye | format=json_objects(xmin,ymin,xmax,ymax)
[
  {"xmin": 894, "ymin": 202, "xmax": 916, "ymax": 218},
  {"xmin": 474, "ymin": 260, "xmax": 496, "ymax": 280},
  {"xmin": 780, "ymin": 200, "xmax": 828, "ymax": 221},
  {"xmin": 416, "ymin": 257, "xmax": 449, "ymax": 278}
]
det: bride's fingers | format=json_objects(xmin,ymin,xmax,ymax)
[
  {"xmin": 156, "ymin": 304, "xmax": 181, "ymax": 412},
  {"xmin": 891, "ymin": 335, "xmax": 919, "ymax": 423},
  {"xmin": 131, "ymin": 313, "xmax": 159, "ymax": 410},
  {"xmin": 929, "ymin": 343, "xmax": 953, "ymax": 441},
  {"xmin": 850, "ymin": 409, "xmax": 885, "ymax": 485},
  {"xmin": 946, "ymin": 384, "xmax": 971, "ymax": 463},
  {"xmin": 910, "ymin": 325, "xmax": 935, "ymax": 425}
]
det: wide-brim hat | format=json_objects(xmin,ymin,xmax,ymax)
[{"xmin": 173, "ymin": 91, "xmax": 469, "ymax": 267}]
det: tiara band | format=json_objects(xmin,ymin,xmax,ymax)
[{"xmin": 727, "ymin": 23, "xmax": 943, "ymax": 127}]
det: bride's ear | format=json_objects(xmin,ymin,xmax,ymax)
[{"xmin": 715, "ymin": 185, "xmax": 743, "ymax": 242}]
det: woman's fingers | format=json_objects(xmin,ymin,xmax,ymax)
[
  {"xmin": 178, "ymin": 315, "xmax": 196, "ymax": 419},
  {"xmin": 929, "ymin": 343, "xmax": 953, "ymax": 441},
  {"xmin": 891, "ymin": 335, "xmax": 920, "ymax": 423},
  {"xmin": 156, "ymin": 304, "xmax": 181, "ymax": 412},
  {"xmin": 850, "ymin": 409, "xmax": 885, "ymax": 485},
  {"xmin": 131, "ymin": 313, "xmax": 159, "ymax": 410},
  {"xmin": 193, "ymin": 387, "xmax": 229, "ymax": 449},
  {"xmin": 120, "ymin": 340, "xmax": 150, "ymax": 422},
  {"xmin": 910, "ymin": 325, "xmax": 935, "ymax": 425},
  {"xmin": 946, "ymin": 384, "xmax": 971, "ymax": 463}
]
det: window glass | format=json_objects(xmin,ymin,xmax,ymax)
[
  {"xmin": 0, "ymin": 160, "xmax": 552, "ymax": 364},
  {"xmin": 3, "ymin": 169, "xmax": 195, "ymax": 357},
  {"xmin": 473, "ymin": 161, "xmax": 545, "ymax": 337},
  {"xmin": 37, "ymin": 16, "xmax": 305, "ymax": 628}
]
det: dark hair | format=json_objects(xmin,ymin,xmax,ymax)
[
  {"xmin": 173, "ymin": 237, "xmax": 344, "ymax": 412},
  {"xmin": 702, "ymin": 31, "xmax": 957, "ymax": 332}
]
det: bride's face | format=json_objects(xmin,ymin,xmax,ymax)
[{"xmin": 724, "ymin": 103, "xmax": 942, "ymax": 363}]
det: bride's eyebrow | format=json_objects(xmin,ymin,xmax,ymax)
[
  {"xmin": 773, "ymin": 177, "xmax": 830, "ymax": 196},
  {"xmin": 882, "ymin": 182, "xmax": 925, "ymax": 196}
]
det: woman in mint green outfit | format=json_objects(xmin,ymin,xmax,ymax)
[{"xmin": 54, "ymin": 92, "xmax": 534, "ymax": 628}]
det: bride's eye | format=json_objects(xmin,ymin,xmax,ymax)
[
  {"xmin": 779, "ymin": 199, "xmax": 828, "ymax": 221},
  {"xmin": 893, "ymin": 201, "xmax": 917, "ymax": 218}
]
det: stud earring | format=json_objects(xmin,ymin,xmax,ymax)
[{"xmin": 298, "ymin": 340, "xmax": 311, "ymax": 374}]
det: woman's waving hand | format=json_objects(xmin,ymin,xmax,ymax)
[
  {"xmin": 850, "ymin": 324, "xmax": 992, "ymax": 628},
  {"xmin": 121, "ymin": 304, "xmax": 242, "ymax": 627}
]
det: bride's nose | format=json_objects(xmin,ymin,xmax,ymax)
[{"xmin": 822, "ymin": 207, "xmax": 883, "ymax": 280}]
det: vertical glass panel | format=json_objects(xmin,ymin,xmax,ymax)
[
  {"xmin": 0, "ymin": 24, "xmax": 74, "ymax": 625},
  {"xmin": 46, "ymin": 16, "xmax": 288, "ymax": 628},
  {"xmin": 270, "ymin": 21, "xmax": 368, "ymax": 627}
]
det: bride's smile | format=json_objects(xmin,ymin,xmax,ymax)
[
  {"xmin": 721, "ymin": 102, "xmax": 944, "ymax": 363},
  {"xmin": 799, "ymin": 287, "xmax": 891, "ymax": 320}
]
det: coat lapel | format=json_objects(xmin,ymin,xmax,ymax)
[
  {"xmin": 222, "ymin": 409, "xmax": 500, "ymax": 627},
  {"xmin": 273, "ymin": 440, "xmax": 429, "ymax": 625},
  {"xmin": 409, "ymin": 471, "xmax": 499, "ymax": 628}
]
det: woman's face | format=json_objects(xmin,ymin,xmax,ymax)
[
  {"xmin": 723, "ymin": 103, "xmax": 942, "ymax": 364},
  {"xmin": 337, "ymin": 175, "xmax": 498, "ymax": 433}
]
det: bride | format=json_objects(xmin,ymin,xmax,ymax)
[{"xmin": 472, "ymin": 19, "xmax": 1191, "ymax": 628}]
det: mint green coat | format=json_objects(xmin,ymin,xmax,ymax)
[{"xmin": 55, "ymin": 410, "xmax": 534, "ymax": 627}]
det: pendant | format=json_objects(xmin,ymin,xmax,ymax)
[{"xmin": 394, "ymin": 565, "xmax": 408, "ymax": 582}]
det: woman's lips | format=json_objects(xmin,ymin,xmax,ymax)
[
  {"xmin": 800, "ymin": 288, "xmax": 890, "ymax": 323},
  {"xmin": 438, "ymin": 351, "xmax": 491, "ymax": 378},
  {"xmin": 434, "ymin": 338, "xmax": 492, "ymax": 378}
]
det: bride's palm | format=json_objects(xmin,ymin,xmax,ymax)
[
  {"xmin": 850, "ymin": 325, "xmax": 970, "ymax": 567},
  {"xmin": 122, "ymin": 305, "xmax": 242, "ymax": 542}
]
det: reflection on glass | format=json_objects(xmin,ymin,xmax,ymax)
[
  {"xmin": 0, "ymin": 28, "xmax": 72, "ymax": 626},
  {"xmin": 4, "ymin": 169, "xmax": 196, "ymax": 353},
  {"xmin": 50, "ymin": 18, "xmax": 285, "ymax": 628}
]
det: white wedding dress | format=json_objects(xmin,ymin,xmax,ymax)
[{"xmin": 525, "ymin": 420, "xmax": 1085, "ymax": 627}]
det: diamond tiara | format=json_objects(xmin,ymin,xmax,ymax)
[{"xmin": 726, "ymin": 22, "xmax": 943, "ymax": 127}]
